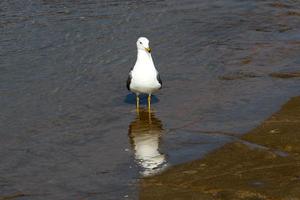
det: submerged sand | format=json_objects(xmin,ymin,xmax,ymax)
[{"xmin": 140, "ymin": 96, "xmax": 300, "ymax": 200}]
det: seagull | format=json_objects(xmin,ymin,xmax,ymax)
[{"xmin": 127, "ymin": 37, "xmax": 162, "ymax": 111}]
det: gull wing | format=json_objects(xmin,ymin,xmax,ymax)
[
  {"xmin": 157, "ymin": 72, "xmax": 162, "ymax": 89},
  {"xmin": 127, "ymin": 69, "xmax": 133, "ymax": 91}
]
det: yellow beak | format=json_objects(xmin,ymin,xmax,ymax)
[{"xmin": 145, "ymin": 47, "xmax": 152, "ymax": 53}]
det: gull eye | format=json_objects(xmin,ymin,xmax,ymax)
[{"xmin": 140, "ymin": 42, "xmax": 142, "ymax": 44}]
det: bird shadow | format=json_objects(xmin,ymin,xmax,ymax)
[{"xmin": 124, "ymin": 93, "xmax": 160, "ymax": 105}]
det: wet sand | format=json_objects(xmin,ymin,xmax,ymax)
[
  {"xmin": 141, "ymin": 96, "xmax": 300, "ymax": 200},
  {"xmin": 270, "ymin": 72, "xmax": 300, "ymax": 79}
]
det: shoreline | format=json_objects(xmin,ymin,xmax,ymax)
[{"xmin": 141, "ymin": 96, "xmax": 300, "ymax": 199}]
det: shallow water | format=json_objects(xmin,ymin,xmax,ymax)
[{"xmin": 1, "ymin": 0, "xmax": 300, "ymax": 199}]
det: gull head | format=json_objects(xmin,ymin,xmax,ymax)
[{"xmin": 136, "ymin": 37, "xmax": 151, "ymax": 53}]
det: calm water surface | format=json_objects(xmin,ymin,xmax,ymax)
[{"xmin": 1, "ymin": 0, "xmax": 300, "ymax": 199}]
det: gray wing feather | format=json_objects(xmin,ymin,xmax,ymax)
[
  {"xmin": 157, "ymin": 72, "xmax": 162, "ymax": 89},
  {"xmin": 126, "ymin": 70, "xmax": 132, "ymax": 91}
]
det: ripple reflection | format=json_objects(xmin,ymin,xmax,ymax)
[{"xmin": 128, "ymin": 109, "xmax": 167, "ymax": 176}]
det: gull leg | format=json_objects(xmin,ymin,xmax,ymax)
[
  {"xmin": 148, "ymin": 105, "xmax": 152, "ymax": 124},
  {"xmin": 147, "ymin": 94, "xmax": 151, "ymax": 112},
  {"xmin": 136, "ymin": 95, "xmax": 140, "ymax": 112}
]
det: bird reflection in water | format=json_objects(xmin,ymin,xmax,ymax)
[{"xmin": 128, "ymin": 108, "xmax": 167, "ymax": 176}]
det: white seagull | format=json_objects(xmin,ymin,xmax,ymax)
[{"xmin": 127, "ymin": 37, "xmax": 162, "ymax": 111}]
